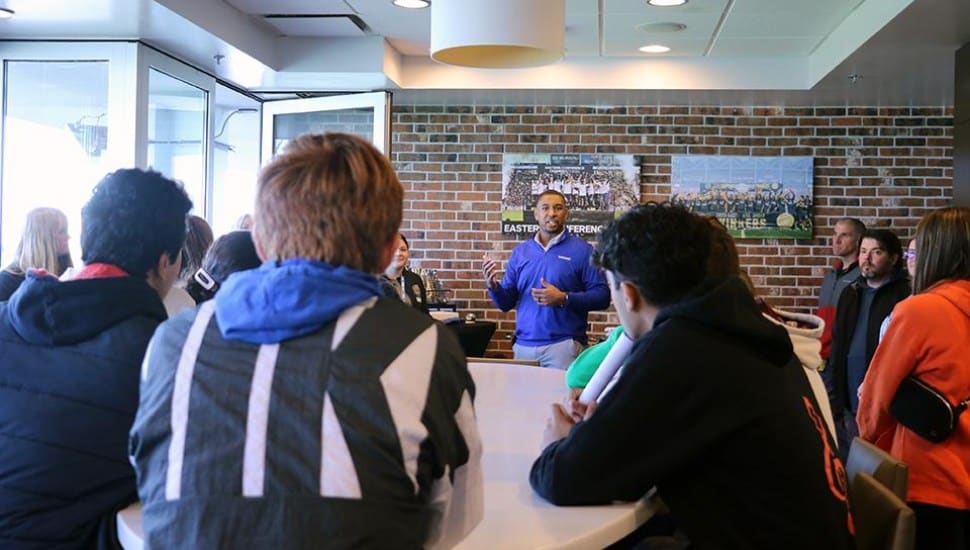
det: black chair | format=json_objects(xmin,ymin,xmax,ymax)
[
  {"xmin": 846, "ymin": 437, "xmax": 909, "ymax": 499},
  {"xmin": 851, "ymin": 472, "xmax": 915, "ymax": 550}
]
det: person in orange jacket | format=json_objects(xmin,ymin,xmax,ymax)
[{"xmin": 857, "ymin": 206, "xmax": 970, "ymax": 550}]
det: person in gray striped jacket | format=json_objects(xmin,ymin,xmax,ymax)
[{"xmin": 130, "ymin": 133, "xmax": 484, "ymax": 549}]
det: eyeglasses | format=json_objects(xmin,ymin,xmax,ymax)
[{"xmin": 903, "ymin": 249, "xmax": 917, "ymax": 260}]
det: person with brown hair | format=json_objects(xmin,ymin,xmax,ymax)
[
  {"xmin": 381, "ymin": 232, "xmax": 429, "ymax": 313},
  {"xmin": 858, "ymin": 207, "xmax": 970, "ymax": 550},
  {"xmin": 163, "ymin": 214, "xmax": 214, "ymax": 315},
  {"xmin": 0, "ymin": 207, "xmax": 73, "ymax": 300},
  {"xmin": 179, "ymin": 215, "xmax": 214, "ymax": 282},
  {"xmin": 183, "ymin": 230, "xmax": 261, "ymax": 303},
  {"xmin": 131, "ymin": 133, "xmax": 483, "ymax": 548}
]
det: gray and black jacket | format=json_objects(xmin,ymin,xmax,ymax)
[{"xmin": 130, "ymin": 297, "xmax": 483, "ymax": 549}]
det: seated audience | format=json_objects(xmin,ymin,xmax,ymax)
[
  {"xmin": 184, "ymin": 230, "xmax": 261, "ymax": 303},
  {"xmin": 130, "ymin": 133, "xmax": 483, "ymax": 548},
  {"xmin": 564, "ymin": 326, "xmax": 625, "ymax": 392},
  {"xmin": 858, "ymin": 206, "xmax": 970, "ymax": 550},
  {"xmin": 0, "ymin": 169, "xmax": 191, "ymax": 548},
  {"xmin": 180, "ymin": 215, "xmax": 214, "ymax": 280},
  {"xmin": 380, "ymin": 232, "xmax": 429, "ymax": 313},
  {"xmin": 563, "ymin": 215, "xmax": 744, "ymax": 418},
  {"xmin": 0, "ymin": 207, "xmax": 73, "ymax": 300},
  {"xmin": 530, "ymin": 202, "xmax": 853, "ymax": 549},
  {"xmin": 234, "ymin": 213, "xmax": 254, "ymax": 231},
  {"xmin": 163, "ymin": 214, "xmax": 213, "ymax": 315}
]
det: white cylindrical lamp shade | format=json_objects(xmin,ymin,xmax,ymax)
[{"xmin": 431, "ymin": 0, "xmax": 565, "ymax": 69}]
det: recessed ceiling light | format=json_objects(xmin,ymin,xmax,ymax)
[
  {"xmin": 647, "ymin": 0, "xmax": 687, "ymax": 6},
  {"xmin": 639, "ymin": 44, "xmax": 671, "ymax": 54},
  {"xmin": 0, "ymin": 8, "xmax": 15, "ymax": 19},
  {"xmin": 393, "ymin": 0, "xmax": 430, "ymax": 8}
]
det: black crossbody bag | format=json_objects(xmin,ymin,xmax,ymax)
[{"xmin": 890, "ymin": 376, "xmax": 970, "ymax": 443}]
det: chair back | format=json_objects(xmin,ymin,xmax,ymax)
[
  {"xmin": 850, "ymin": 472, "xmax": 915, "ymax": 550},
  {"xmin": 846, "ymin": 437, "xmax": 908, "ymax": 499}
]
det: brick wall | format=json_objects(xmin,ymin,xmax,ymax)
[{"xmin": 391, "ymin": 105, "xmax": 953, "ymax": 357}]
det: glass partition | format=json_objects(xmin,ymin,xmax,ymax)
[
  {"xmin": 211, "ymin": 83, "xmax": 260, "ymax": 237},
  {"xmin": 261, "ymin": 92, "xmax": 390, "ymax": 164},
  {"xmin": 147, "ymin": 68, "xmax": 208, "ymax": 216}
]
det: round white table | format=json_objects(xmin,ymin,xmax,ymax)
[
  {"xmin": 118, "ymin": 362, "xmax": 655, "ymax": 549},
  {"xmin": 457, "ymin": 362, "xmax": 655, "ymax": 549}
]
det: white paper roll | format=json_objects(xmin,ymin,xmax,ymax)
[{"xmin": 577, "ymin": 332, "xmax": 634, "ymax": 405}]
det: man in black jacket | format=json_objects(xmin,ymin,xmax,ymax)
[
  {"xmin": 0, "ymin": 169, "xmax": 191, "ymax": 549},
  {"xmin": 828, "ymin": 228, "xmax": 910, "ymax": 457},
  {"xmin": 530, "ymin": 203, "xmax": 854, "ymax": 550}
]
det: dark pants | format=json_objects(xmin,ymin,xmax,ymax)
[
  {"xmin": 910, "ymin": 502, "xmax": 970, "ymax": 550},
  {"xmin": 835, "ymin": 409, "xmax": 859, "ymax": 461}
]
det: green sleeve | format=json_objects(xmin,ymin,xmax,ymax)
[{"xmin": 565, "ymin": 327, "xmax": 624, "ymax": 389}]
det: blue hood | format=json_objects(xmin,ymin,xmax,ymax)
[{"xmin": 215, "ymin": 259, "xmax": 383, "ymax": 344}]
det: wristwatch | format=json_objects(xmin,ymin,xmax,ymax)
[{"xmin": 561, "ymin": 292, "xmax": 569, "ymax": 308}]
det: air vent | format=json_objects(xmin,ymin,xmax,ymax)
[{"xmin": 635, "ymin": 22, "xmax": 687, "ymax": 33}]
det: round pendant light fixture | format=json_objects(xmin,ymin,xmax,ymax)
[{"xmin": 431, "ymin": 0, "xmax": 565, "ymax": 69}]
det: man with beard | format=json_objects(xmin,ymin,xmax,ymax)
[
  {"xmin": 482, "ymin": 190, "xmax": 609, "ymax": 369},
  {"xmin": 828, "ymin": 228, "xmax": 910, "ymax": 456}
]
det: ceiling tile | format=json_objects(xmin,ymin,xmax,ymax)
[
  {"xmin": 711, "ymin": 37, "xmax": 824, "ymax": 56},
  {"xmin": 345, "ymin": 0, "xmax": 429, "ymax": 52},
  {"xmin": 224, "ymin": 0, "xmax": 354, "ymax": 15},
  {"xmin": 262, "ymin": 16, "xmax": 365, "ymax": 38},
  {"xmin": 719, "ymin": 3, "xmax": 864, "ymax": 39},
  {"xmin": 606, "ymin": 0, "xmax": 730, "ymax": 16}
]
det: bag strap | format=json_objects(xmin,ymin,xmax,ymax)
[
  {"xmin": 931, "ymin": 292, "xmax": 970, "ymax": 417},
  {"xmin": 958, "ymin": 397, "xmax": 970, "ymax": 415}
]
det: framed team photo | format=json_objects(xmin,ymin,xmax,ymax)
[
  {"xmin": 670, "ymin": 155, "xmax": 814, "ymax": 239},
  {"xmin": 500, "ymin": 153, "xmax": 640, "ymax": 237}
]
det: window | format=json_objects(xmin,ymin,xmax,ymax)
[
  {"xmin": 211, "ymin": 83, "xmax": 260, "ymax": 237},
  {"xmin": 1, "ymin": 60, "xmax": 110, "ymax": 264},
  {"xmin": 147, "ymin": 68, "xmax": 207, "ymax": 216}
]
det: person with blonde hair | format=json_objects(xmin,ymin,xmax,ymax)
[
  {"xmin": 858, "ymin": 206, "xmax": 970, "ymax": 550},
  {"xmin": 0, "ymin": 207, "xmax": 73, "ymax": 300},
  {"xmin": 131, "ymin": 133, "xmax": 483, "ymax": 548}
]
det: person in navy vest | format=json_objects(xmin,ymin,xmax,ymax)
[{"xmin": 0, "ymin": 169, "xmax": 192, "ymax": 549}]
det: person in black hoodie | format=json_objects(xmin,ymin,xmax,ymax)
[
  {"xmin": 530, "ymin": 202, "xmax": 854, "ymax": 550},
  {"xmin": 0, "ymin": 169, "xmax": 192, "ymax": 549}
]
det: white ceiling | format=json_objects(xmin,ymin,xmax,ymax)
[{"xmin": 0, "ymin": 0, "xmax": 967, "ymax": 105}]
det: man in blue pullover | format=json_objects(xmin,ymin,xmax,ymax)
[{"xmin": 482, "ymin": 190, "xmax": 610, "ymax": 369}]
